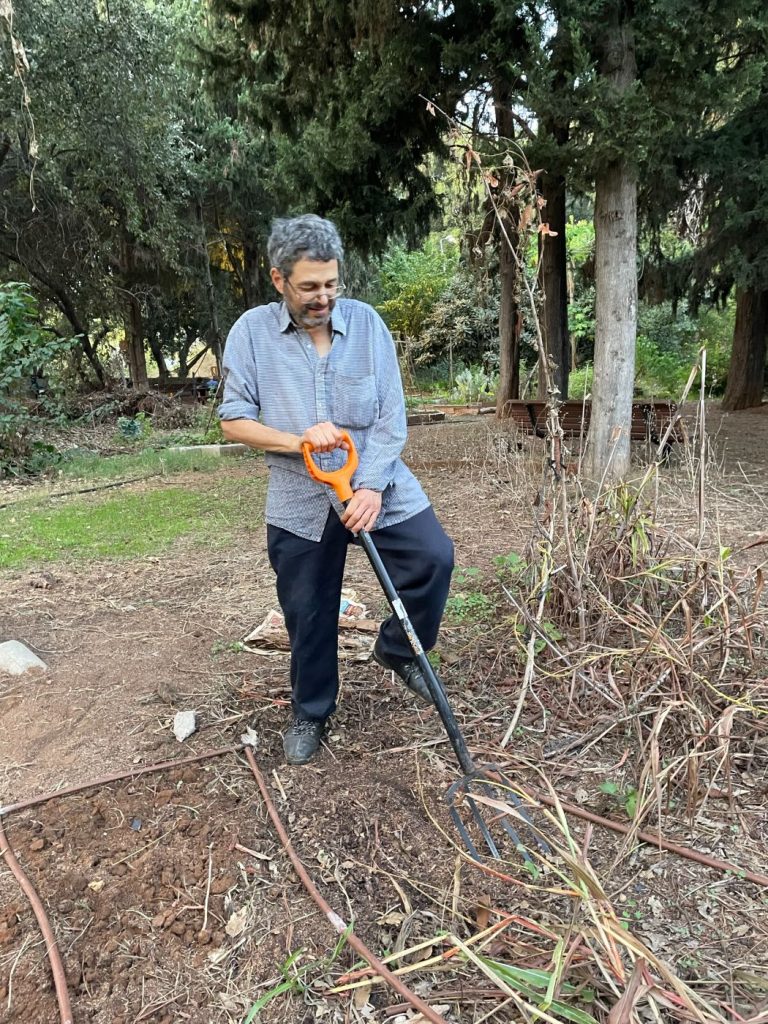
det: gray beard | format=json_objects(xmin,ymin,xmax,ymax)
[{"xmin": 297, "ymin": 310, "xmax": 332, "ymax": 329}]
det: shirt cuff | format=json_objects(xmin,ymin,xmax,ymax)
[{"xmin": 218, "ymin": 400, "xmax": 260, "ymax": 421}]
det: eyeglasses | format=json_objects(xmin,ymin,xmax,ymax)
[{"xmin": 285, "ymin": 279, "xmax": 346, "ymax": 302}]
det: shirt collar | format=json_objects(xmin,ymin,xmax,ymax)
[{"xmin": 278, "ymin": 300, "xmax": 347, "ymax": 337}]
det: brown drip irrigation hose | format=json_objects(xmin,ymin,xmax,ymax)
[
  {"xmin": 0, "ymin": 816, "xmax": 73, "ymax": 1024},
  {"xmin": 0, "ymin": 744, "xmax": 241, "ymax": 1024},
  {"xmin": 0, "ymin": 744, "xmax": 241, "ymax": 818},
  {"xmin": 244, "ymin": 747, "xmax": 450, "ymax": 1024},
  {"xmin": 519, "ymin": 785, "xmax": 768, "ymax": 888}
]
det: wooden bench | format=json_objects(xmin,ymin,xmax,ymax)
[{"xmin": 499, "ymin": 399, "xmax": 682, "ymax": 451}]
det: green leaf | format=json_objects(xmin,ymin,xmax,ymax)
[
  {"xmin": 480, "ymin": 959, "xmax": 600, "ymax": 1024},
  {"xmin": 600, "ymin": 780, "xmax": 619, "ymax": 796}
]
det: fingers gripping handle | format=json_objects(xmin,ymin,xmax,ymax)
[{"xmin": 301, "ymin": 430, "xmax": 359, "ymax": 502}]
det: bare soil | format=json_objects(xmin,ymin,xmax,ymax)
[{"xmin": 1, "ymin": 407, "xmax": 767, "ymax": 1024}]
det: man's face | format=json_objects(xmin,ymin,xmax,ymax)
[{"xmin": 271, "ymin": 258, "xmax": 340, "ymax": 330}]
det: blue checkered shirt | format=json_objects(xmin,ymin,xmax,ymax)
[{"xmin": 218, "ymin": 298, "xmax": 430, "ymax": 541}]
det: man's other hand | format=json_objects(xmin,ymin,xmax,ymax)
[
  {"xmin": 342, "ymin": 488, "xmax": 382, "ymax": 533},
  {"xmin": 300, "ymin": 421, "xmax": 347, "ymax": 453}
]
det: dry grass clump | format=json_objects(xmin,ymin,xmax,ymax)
[{"xmin": 502, "ymin": 470, "xmax": 767, "ymax": 828}]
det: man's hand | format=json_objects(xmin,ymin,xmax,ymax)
[
  {"xmin": 342, "ymin": 488, "xmax": 382, "ymax": 533},
  {"xmin": 299, "ymin": 421, "xmax": 347, "ymax": 453}
]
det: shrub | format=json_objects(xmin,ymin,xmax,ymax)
[
  {"xmin": 415, "ymin": 269, "xmax": 500, "ymax": 368},
  {"xmin": 0, "ymin": 282, "xmax": 76, "ymax": 476},
  {"xmin": 376, "ymin": 235, "xmax": 458, "ymax": 340},
  {"xmin": 452, "ymin": 364, "xmax": 498, "ymax": 403},
  {"xmin": 697, "ymin": 304, "xmax": 734, "ymax": 395}
]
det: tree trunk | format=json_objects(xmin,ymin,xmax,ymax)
[
  {"xmin": 538, "ymin": 171, "xmax": 569, "ymax": 399},
  {"xmin": 147, "ymin": 332, "xmax": 169, "ymax": 383},
  {"xmin": 198, "ymin": 198, "xmax": 224, "ymax": 372},
  {"xmin": 721, "ymin": 287, "xmax": 768, "ymax": 410},
  {"xmin": 538, "ymin": 21, "xmax": 571, "ymax": 401},
  {"xmin": 493, "ymin": 86, "xmax": 521, "ymax": 415},
  {"xmin": 243, "ymin": 240, "xmax": 265, "ymax": 309},
  {"xmin": 582, "ymin": 13, "xmax": 638, "ymax": 482},
  {"xmin": 496, "ymin": 216, "xmax": 521, "ymax": 412},
  {"xmin": 124, "ymin": 294, "xmax": 148, "ymax": 389}
]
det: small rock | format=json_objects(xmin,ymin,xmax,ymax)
[
  {"xmin": 0, "ymin": 641, "xmax": 48, "ymax": 677},
  {"xmin": 239, "ymin": 726, "xmax": 259, "ymax": 748},
  {"xmin": 29, "ymin": 838, "xmax": 45, "ymax": 852},
  {"xmin": 173, "ymin": 710, "xmax": 197, "ymax": 742}
]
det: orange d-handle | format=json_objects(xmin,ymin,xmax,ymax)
[{"xmin": 301, "ymin": 430, "xmax": 358, "ymax": 503}]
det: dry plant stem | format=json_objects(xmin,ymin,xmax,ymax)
[
  {"xmin": 243, "ymin": 747, "xmax": 450, "ymax": 1024},
  {"xmin": 560, "ymin": 480, "xmax": 587, "ymax": 644},
  {"xmin": 515, "ymin": 784, "xmax": 768, "ymax": 887},
  {"xmin": 0, "ymin": 817, "xmax": 73, "ymax": 1024},
  {"xmin": 0, "ymin": 744, "xmax": 242, "ymax": 817},
  {"xmin": 697, "ymin": 348, "xmax": 707, "ymax": 546}
]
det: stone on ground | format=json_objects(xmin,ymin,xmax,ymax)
[
  {"xmin": 0, "ymin": 640, "xmax": 48, "ymax": 676},
  {"xmin": 173, "ymin": 710, "xmax": 197, "ymax": 742}
]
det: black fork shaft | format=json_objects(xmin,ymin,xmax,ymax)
[{"xmin": 357, "ymin": 529, "xmax": 476, "ymax": 776}]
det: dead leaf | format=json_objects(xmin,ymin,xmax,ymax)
[
  {"xmin": 608, "ymin": 958, "xmax": 651, "ymax": 1024},
  {"xmin": 377, "ymin": 910, "xmax": 406, "ymax": 926},
  {"xmin": 353, "ymin": 983, "xmax": 372, "ymax": 1009},
  {"xmin": 224, "ymin": 906, "xmax": 249, "ymax": 938},
  {"xmin": 475, "ymin": 895, "xmax": 491, "ymax": 932}
]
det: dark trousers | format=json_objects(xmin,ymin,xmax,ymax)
[{"xmin": 267, "ymin": 506, "xmax": 454, "ymax": 722}]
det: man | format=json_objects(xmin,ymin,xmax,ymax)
[{"xmin": 219, "ymin": 214, "xmax": 454, "ymax": 765}]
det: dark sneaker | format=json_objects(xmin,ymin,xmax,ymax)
[
  {"xmin": 283, "ymin": 717, "xmax": 326, "ymax": 765},
  {"xmin": 373, "ymin": 638, "xmax": 434, "ymax": 704}
]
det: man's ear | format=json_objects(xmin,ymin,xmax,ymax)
[{"xmin": 270, "ymin": 267, "xmax": 285, "ymax": 295}]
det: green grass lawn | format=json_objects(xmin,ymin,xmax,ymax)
[
  {"xmin": 54, "ymin": 446, "xmax": 243, "ymax": 482},
  {"xmin": 0, "ymin": 470, "xmax": 264, "ymax": 570}
]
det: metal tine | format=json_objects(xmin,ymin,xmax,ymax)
[
  {"xmin": 448, "ymin": 804, "xmax": 483, "ymax": 862},
  {"xmin": 446, "ymin": 768, "xmax": 551, "ymax": 862},
  {"xmin": 467, "ymin": 779, "xmax": 529, "ymax": 861},
  {"xmin": 487, "ymin": 769, "xmax": 552, "ymax": 857},
  {"xmin": 446, "ymin": 775, "xmax": 525, "ymax": 862},
  {"xmin": 465, "ymin": 792, "xmax": 502, "ymax": 859}
]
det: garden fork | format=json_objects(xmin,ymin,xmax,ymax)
[{"xmin": 302, "ymin": 431, "xmax": 548, "ymax": 863}]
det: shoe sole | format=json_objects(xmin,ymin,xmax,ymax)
[{"xmin": 284, "ymin": 751, "xmax": 317, "ymax": 766}]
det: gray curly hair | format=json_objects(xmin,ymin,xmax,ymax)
[{"xmin": 267, "ymin": 214, "xmax": 345, "ymax": 277}]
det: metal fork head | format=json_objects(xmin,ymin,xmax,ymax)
[{"xmin": 445, "ymin": 765, "xmax": 551, "ymax": 864}]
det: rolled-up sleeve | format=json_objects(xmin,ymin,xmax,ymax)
[
  {"xmin": 353, "ymin": 313, "xmax": 407, "ymax": 492},
  {"xmin": 218, "ymin": 314, "xmax": 261, "ymax": 422}
]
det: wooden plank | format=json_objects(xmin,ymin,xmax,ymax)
[{"xmin": 499, "ymin": 399, "xmax": 682, "ymax": 446}]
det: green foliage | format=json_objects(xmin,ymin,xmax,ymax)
[
  {"xmin": 568, "ymin": 365, "xmax": 593, "ymax": 399},
  {"xmin": 599, "ymin": 779, "xmax": 639, "ymax": 820},
  {"xmin": 478, "ymin": 957, "xmax": 599, "ymax": 1024},
  {"xmin": 415, "ymin": 269, "xmax": 501, "ymax": 369},
  {"xmin": 116, "ymin": 412, "xmax": 153, "ymax": 443},
  {"xmin": 0, "ymin": 283, "xmax": 75, "ymax": 476},
  {"xmin": 451, "ymin": 364, "xmax": 498, "ymax": 404},
  {"xmin": 377, "ymin": 236, "xmax": 459, "ymax": 340},
  {"xmin": 697, "ymin": 303, "xmax": 735, "ymax": 393},
  {"xmin": 569, "ymin": 286, "xmax": 596, "ymax": 354},
  {"xmin": 445, "ymin": 566, "xmax": 494, "ymax": 623}
]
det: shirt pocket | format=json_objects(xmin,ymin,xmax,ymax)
[{"xmin": 332, "ymin": 372, "xmax": 378, "ymax": 429}]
